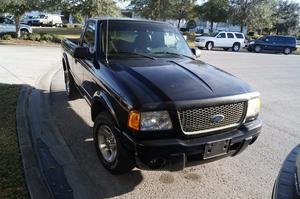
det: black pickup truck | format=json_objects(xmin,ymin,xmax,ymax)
[{"xmin": 62, "ymin": 18, "xmax": 262, "ymax": 174}]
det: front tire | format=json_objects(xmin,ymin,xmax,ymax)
[
  {"xmin": 254, "ymin": 45, "xmax": 262, "ymax": 53},
  {"xmin": 206, "ymin": 42, "xmax": 213, "ymax": 50},
  {"xmin": 93, "ymin": 113, "xmax": 135, "ymax": 175}
]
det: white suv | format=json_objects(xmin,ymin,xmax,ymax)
[{"xmin": 195, "ymin": 32, "xmax": 246, "ymax": 52}]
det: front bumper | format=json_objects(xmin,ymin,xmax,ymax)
[
  {"xmin": 121, "ymin": 119, "xmax": 262, "ymax": 171},
  {"xmin": 195, "ymin": 41, "xmax": 206, "ymax": 48}
]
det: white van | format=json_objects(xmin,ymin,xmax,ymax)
[{"xmin": 39, "ymin": 14, "xmax": 63, "ymax": 27}]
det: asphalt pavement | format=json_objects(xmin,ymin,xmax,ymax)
[{"xmin": 2, "ymin": 45, "xmax": 300, "ymax": 199}]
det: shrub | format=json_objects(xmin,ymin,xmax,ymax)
[
  {"xmin": 1, "ymin": 34, "xmax": 12, "ymax": 40},
  {"xmin": 28, "ymin": 33, "xmax": 41, "ymax": 41},
  {"xmin": 20, "ymin": 34, "xmax": 29, "ymax": 40},
  {"xmin": 51, "ymin": 35, "xmax": 63, "ymax": 43},
  {"xmin": 41, "ymin": 34, "xmax": 54, "ymax": 42},
  {"xmin": 74, "ymin": 24, "xmax": 83, "ymax": 29},
  {"xmin": 65, "ymin": 24, "xmax": 75, "ymax": 28}
]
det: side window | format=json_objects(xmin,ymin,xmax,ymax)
[
  {"xmin": 82, "ymin": 22, "xmax": 96, "ymax": 49},
  {"xmin": 217, "ymin": 33, "xmax": 226, "ymax": 38},
  {"xmin": 227, "ymin": 33, "xmax": 234, "ymax": 38},
  {"xmin": 235, "ymin": 33, "xmax": 244, "ymax": 39}
]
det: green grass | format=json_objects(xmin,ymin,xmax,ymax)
[
  {"xmin": 33, "ymin": 27, "xmax": 81, "ymax": 39},
  {"xmin": 0, "ymin": 84, "xmax": 28, "ymax": 199}
]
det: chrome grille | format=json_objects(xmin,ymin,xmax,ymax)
[{"xmin": 178, "ymin": 102, "xmax": 246, "ymax": 135}]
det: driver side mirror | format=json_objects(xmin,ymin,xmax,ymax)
[
  {"xmin": 73, "ymin": 46, "xmax": 94, "ymax": 60},
  {"xmin": 191, "ymin": 48, "xmax": 201, "ymax": 58}
]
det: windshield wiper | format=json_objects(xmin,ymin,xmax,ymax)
[
  {"xmin": 117, "ymin": 52, "xmax": 156, "ymax": 60},
  {"xmin": 152, "ymin": 52, "xmax": 195, "ymax": 60}
]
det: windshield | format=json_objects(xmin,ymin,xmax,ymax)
[{"xmin": 100, "ymin": 20, "xmax": 193, "ymax": 59}]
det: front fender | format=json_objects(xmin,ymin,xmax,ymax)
[{"xmin": 91, "ymin": 91, "xmax": 120, "ymax": 127}]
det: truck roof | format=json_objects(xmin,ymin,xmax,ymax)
[{"xmin": 89, "ymin": 17, "xmax": 169, "ymax": 25}]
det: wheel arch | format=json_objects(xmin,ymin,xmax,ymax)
[{"xmin": 91, "ymin": 91, "xmax": 120, "ymax": 127}]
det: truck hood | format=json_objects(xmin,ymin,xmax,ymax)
[{"xmin": 109, "ymin": 58, "xmax": 253, "ymax": 109}]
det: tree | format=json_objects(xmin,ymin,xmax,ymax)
[
  {"xmin": 130, "ymin": 0, "xmax": 174, "ymax": 20},
  {"xmin": 273, "ymin": 0, "xmax": 300, "ymax": 35},
  {"xmin": 171, "ymin": 0, "xmax": 197, "ymax": 28},
  {"xmin": 196, "ymin": 0, "xmax": 229, "ymax": 33},
  {"xmin": 248, "ymin": 0, "xmax": 276, "ymax": 34},
  {"xmin": 2, "ymin": 0, "xmax": 40, "ymax": 37}
]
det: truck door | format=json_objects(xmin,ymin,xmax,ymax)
[
  {"xmin": 215, "ymin": 32, "xmax": 226, "ymax": 47},
  {"xmin": 226, "ymin": 33, "xmax": 235, "ymax": 47},
  {"xmin": 80, "ymin": 21, "xmax": 97, "ymax": 99}
]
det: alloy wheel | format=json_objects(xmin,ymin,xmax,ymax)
[{"xmin": 97, "ymin": 125, "xmax": 117, "ymax": 163}]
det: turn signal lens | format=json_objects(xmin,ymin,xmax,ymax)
[{"xmin": 128, "ymin": 111, "xmax": 140, "ymax": 130}]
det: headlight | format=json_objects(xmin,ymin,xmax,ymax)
[
  {"xmin": 128, "ymin": 111, "xmax": 173, "ymax": 131},
  {"xmin": 249, "ymin": 41, "xmax": 255, "ymax": 45},
  {"xmin": 246, "ymin": 96, "xmax": 261, "ymax": 120}
]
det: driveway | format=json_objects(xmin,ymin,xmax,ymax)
[
  {"xmin": 0, "ymin": 45, "xmax": 60, "ymax": 86},
  {"xmin": 2, "ymin": 45, "xmax": 300, "ymax": 199}
]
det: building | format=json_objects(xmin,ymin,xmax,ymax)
[{"xmin": 184, "ymin": 20, "xmax": 247, "ymax": 34}]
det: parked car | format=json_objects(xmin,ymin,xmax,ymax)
[
  {"xmin": 195, "ymin": 32, "xmax": 247, "ymax": 52},
  {"xmin": 21, "ymin": 15, "xmax": 38, "ymax": 26},
  {"xmin": 272, "ymin": 144, "xmax": 300, "ymax": 199},
  {"xmin": 62, "ymin": 18, "xmax": 262, "ymax": 174},
  {"xmin": 247, "ymin": 35, "xmax": 297, "ymax": 55},
  {"xmin": 38, "ymin": 14, "xmax": 63, "ymax": 27},
  {"xmin": 0, "ymin": 16, "xmax": 32, "ymax": 34}
]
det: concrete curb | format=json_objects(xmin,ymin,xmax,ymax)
[
  {"xmin": 16, "ymin": 67, "xmax": 100, "ymax": 199},
  {"xmin": 16, "ymin": 86, "xmax": 53, "ymax": 199}
]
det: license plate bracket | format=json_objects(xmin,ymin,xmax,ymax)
[{"xmin": 203, "ymin": 139, "xmax": 231, "ymax": 159}]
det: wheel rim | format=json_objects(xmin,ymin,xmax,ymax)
[
  {"xmin": 255, "ymin": 46, "xmax": 261, "ymax": 52},
  {"xmin": 64, "ymin": 71, "xmax": 70, "ymax": 94},
  {"xmin": 208, "ymin": 43, "xmax": 212, "ymax": 50},
  {"xmin": 285, "ymin": 48, "xmax": 290, "ymax": 54},
  {"xmin": 234, "ymin": 45, "xmax": 239, "ymax": 51},
  {"xmin": 97, "ymin": 125, "xmax": 117, "ymax": 163}
]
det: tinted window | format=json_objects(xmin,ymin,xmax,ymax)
[
  {"xmin": 227, "ymin": 33, "xmax": 234, "ymax": 38},
  {"xmin": 217, "ymin": 33, "xmax": 226, "ymax": 38},
  {"xmin": 101, "ymin": 20, "xmax": 193, "ymax": 58},
  {"xmin": 82, "ymin": 22, "xmax": 96, "ymax": 48},
  {"xmin": 235, "ymin": 33, "xmax": 244, "ymax": 39}
]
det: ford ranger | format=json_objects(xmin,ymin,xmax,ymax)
[{"xmin": 62, "ymin": 18, "xmax": 262, "ymax": 174}]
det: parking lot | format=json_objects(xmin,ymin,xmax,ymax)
[{"xmin": 1, "ymin": 45, "xmax": 300, "ymax": 198}]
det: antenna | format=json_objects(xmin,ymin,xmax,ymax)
[{"xmin": 105, "ymin": 17, "xmax": 109, "ymax": 64}]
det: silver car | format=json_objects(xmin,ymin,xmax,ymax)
[{"xmin": 0, "ymin": 17, "xmax": 32, "ymax": 34}]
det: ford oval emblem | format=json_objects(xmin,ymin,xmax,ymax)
[{"xmin": 211, "ymin": 114, "xmax": 225, "ymax": 123}]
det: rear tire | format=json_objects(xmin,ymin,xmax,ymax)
[
  {"xmin": 93, "ymin": 112, "xmax": 135, "ymax": 175},
  {"xmin": 254, "ymin": 45, "xmax": 262, "ymax": 53},
  {"xmin": 232, "ymin": 43, "xmax": 241, "ymax": 52},
  {"xmin": 64, "ymin": 69, "xmax": 77, "ymax": 99},
  {"xmin": 206, "ymin": 42, "xmax": 213, "ymax": 50},
  {"xmin": 283, "ymin": 47, "xmax": 291, "ymax": 55}
]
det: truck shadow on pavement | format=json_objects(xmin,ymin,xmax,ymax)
[{"xmin": 48, "ymin": 88, "xmax": 143, "ymax": 198}]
